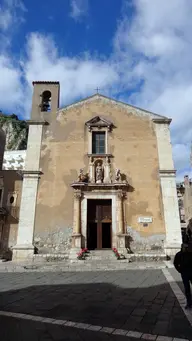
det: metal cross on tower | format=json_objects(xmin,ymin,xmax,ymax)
[{"xmin": 94, "ymin": 87, "xmax": 101, "ymax": 94}]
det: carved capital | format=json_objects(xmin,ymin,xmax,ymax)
[
  {"xmin": 74, "ymin": 190, "xmax": 82, "ymax": 200},
  {"xmin": 117, "ymin": 190, "xmax": 126, "ymax": 200},
  {"xmin": 117, "ymin": 190, "xmax": 123, "ymax": 199}
]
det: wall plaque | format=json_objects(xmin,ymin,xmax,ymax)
[{"xmin": 138, "ymin": 217, "xmax": 153, "ymax": 223}]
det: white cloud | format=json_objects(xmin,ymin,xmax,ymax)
[
  {"xmin": 0, "ymin": 0, "xmax": 26, "ymax": 33},
  {"xmin": 0, "ymin": 55, "xmax": 23, "ymax": 112},
  {"xmin": 0, "ymin": 8, "xmax": 12, "ymax": 31},
  {"xmin": 70, "ymin": 0, "xmax": 88, "ymax": 20},
  {"xmin": 1, "ymin": 0, "xmax": 192, "ymax": 180},
  {"xmin": 21, "ymin": 33, "xmax": 118, "ymax": 116},
  {"xmin": 0, "ymin": 0, "xmax": 26, "ymax": 112},
  {"xmin": 113, "ymin": 0, "xmax": 192, "ymax": 180}
]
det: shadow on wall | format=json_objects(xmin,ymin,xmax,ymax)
[
  {"xmin": 0, "ymin": 271, "xmax": 191, "ymax": 339},
  {"xmin": 0, "ymin": 170, "xmax": 22, "ymax": 260}
]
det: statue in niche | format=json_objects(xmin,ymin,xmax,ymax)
[
  {"xmin": 96, "ymin": 162, "xmax": 103, "ymax": 183},
  {"xmin": 115, "ymin": 169, "xmax": 122, "ymax": 183},
  {"xmin": 78, "ymin": 168, "xmax": 88, "ymax": 183}
]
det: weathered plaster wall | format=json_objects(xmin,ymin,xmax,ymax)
[
  {"xmin": 34, "ymin": 96, "xmax": 165, "ymax": 252},
  {"xmin": 0, "ymin": 170, "xmax": 22, "ymax": 250}
]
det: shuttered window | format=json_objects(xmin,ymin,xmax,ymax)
[{"xmin": 92, "ymin": 132, "xmax": 105, "ymax": 154}]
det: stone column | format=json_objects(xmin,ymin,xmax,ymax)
[
  {"xmin": 154, "ymin": 120, "xmax": 182, "ymax": 256},
  {"xmin": 72, "ymin": 190, "xmax": 82, "ymax": 248},
  {"xmin": 118, "ymin": 191, "xmax": 124, "ymax": 234},
  {"xmin": 12, "ymin": 172, "xmax": 41, "ymax": 260},
  {"xmin": 117, "ymin": 191, "xmax": 126, "ymax": 249},
  {"xmin": 12, "ymin": 121, "xmax": 46, "ymax": 261}
]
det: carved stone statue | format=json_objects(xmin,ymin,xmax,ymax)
[
  {"xmin": 78, "ymin": 168, "xmax": 88, "ymax": 182},
  {"xmin": 96, "ymin": 162, "xmax": 103, "ymax": 183},
  {"xmin": 115, "ymin": 169, "xmax": 122, "ymax": 183}
]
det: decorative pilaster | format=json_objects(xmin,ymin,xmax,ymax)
[
  {"xmin": 12, "ymin": 121, "xmax": 47, "ymax": 261},
  {"xmin": 117, "ymin": 190, "xmax": 127, "ymax": 249},
  {"xmin": 159, "ymin": 170, "xmax": 182, "ymax": 255},
  {"xmin": 154, "ymin": 120, "xmax": 182, "ymax": 256},
  {"xmin": 72, "ymin": 190, "xmax": 82, "ymax": 248},
  {"xmin": 117, "ymin": 191, "xmax": 124, "ymax": 234},
  {"xmin": 12, "ymin": 171, "xmax": 41, "ymax": 260},
  {"xmin": 104, "ymin": 156, "xmax": 111, "ymax": 183},
  {"xmin": 89, "ymin": 157, "xmax": 95, "ymax": 183}
]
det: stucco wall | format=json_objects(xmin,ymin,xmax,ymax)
[
  {"xmin": 33, "ymin": 97, "xmax": 165, "ymax": 252},
  {"xmin": 0, "ymin": 170, "xmax": 23, "ymax": 250}
]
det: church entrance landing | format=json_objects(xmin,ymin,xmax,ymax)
[{"xmin": 87, "ymin": 199, "xmax": 112, "ymax": 250}]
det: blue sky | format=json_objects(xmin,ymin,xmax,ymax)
[{"xmin": 0, "ymin": 0, "xmax": 192, "ymax": 181}]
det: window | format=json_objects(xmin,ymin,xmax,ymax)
[
  {"xmin": 92, "ymin": 132, "xmax": 106, "ymax": 154},
  {"xmin": 9, "ymin": 196, "xmax": 14, "ymax": 204},
  {"xmin": 7, "ymin": 192, "xmax": 17, "ymax": 207}
]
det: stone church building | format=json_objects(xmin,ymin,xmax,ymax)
[{"xmin": 0, "ymin": 81, "xmax": 182, "ymax": 260}]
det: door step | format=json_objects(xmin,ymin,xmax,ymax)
[{"xmin": 70, "ymin": 250, "xmax": 167, "ymax": 263}]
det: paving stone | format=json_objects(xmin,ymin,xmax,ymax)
[
  {"xmin": 88, "ymin": 325, "xmax": 102, "ymax": 331},
  {"xmin": 52, "ymin": 319, "xmax": 67, "ymax": 325},
  {"xmin": 101, "ymin": 327, "xmax": 115, "ymax": 334},
  {"xmin": 127, "ymin": 331, "xmax": 143, "ymax": 338},
  {"xmin": 132, "ymin": 308, "xmax": 147, "ymax": 317},
  {"xmin": 112, "ymin": 329, "xmax": 127, "ymax": 335},
  {"xmin": 74, "ymin": 322, "xmax": 90, "ymax": 329},
  {"xmin": 141, "ymin": 333, "xmax": 157, "ymax": 340},
  {"xmin": 0, "ymin": 270, "xmax": 192, "ymax": 340},
  {"xmin": 173, "ymin": 339, "xmax": 189, "ymax": 341}
]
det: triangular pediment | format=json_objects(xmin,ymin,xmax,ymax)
[
  {"xmin": 85, "ymin": 116, "xmax": 114, "ymax": 130},
  {"xmin": 58, "ymin": 93, "xmax": 171, "ymax": 123}
]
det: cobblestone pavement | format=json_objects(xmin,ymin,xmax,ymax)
[{"xmin": 0, "ymin": 269, "xmax": 191, "ymax": 340}]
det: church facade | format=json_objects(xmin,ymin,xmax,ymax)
[{"xmin": 1, "ymin": 81, "xmax": 182, "ymax": 260}]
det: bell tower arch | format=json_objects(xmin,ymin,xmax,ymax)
[{"xmin": 31, "ymin": 81, "xmax": 60, "ymax": 120}]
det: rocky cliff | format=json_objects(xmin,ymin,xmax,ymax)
[{"xmin": 0, "ymin": 113, "xmax": 28, "ymax": 150}]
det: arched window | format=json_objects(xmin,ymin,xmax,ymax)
[{"xmin": 41, "ymin": 90, "xmax": 51, "ymax": 112}]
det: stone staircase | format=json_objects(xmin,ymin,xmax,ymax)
[
  {"xmin": 0, "ymin": 249, "xmax": 169, "ymax": 272},
  {"xmin": 0, "ymin": 249, "xmax": 167, "ymax": 272},
  {"xmin": 67, "ymin": 249, "xmax": 167, "ymax": 270}
]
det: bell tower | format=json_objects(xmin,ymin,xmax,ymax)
[
  {"xmin": 12, "ymin": 81, "xmax": 60, "ymax": 261},
  {"xmin": 31, "ymin": 81, "xmax": 60, "ymax": 120}
]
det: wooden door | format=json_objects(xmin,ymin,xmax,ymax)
[{"xmin": 87, "ymin": 199, "xmax": 112, "ymax": 249}]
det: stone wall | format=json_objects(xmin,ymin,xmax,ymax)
[
  {"xmin": 33, "ymin": 95, "xmax": 166, "ymax": 253},
  {"xmin": 0, "ymin": 170, "xmax": 23, "ymax": 250}
]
